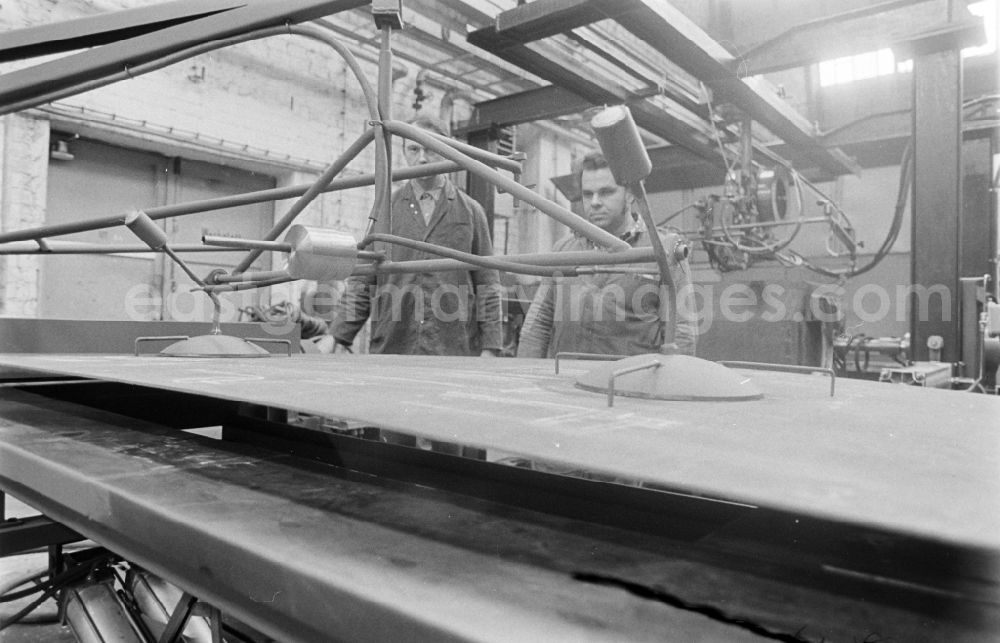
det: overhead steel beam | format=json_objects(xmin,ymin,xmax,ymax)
[
  {"xmin": 465, "ymin": 34, "xmax": 723, "ymax": 163},
  {"xmin": 469, "ymin": 0, "xmax": 860, "ymax": 176},
  {"xmin": 392, "ymin": 18, "xmax": 538, "ymax": 91},
  {"xmin": 890, "ymin": 18, "xmax": 987, "ymax": 60},
  {"xmin": 463, "ymin": 85, "xmax": 593, "ymax": 131},
  {"xmin": 0, "ymin": 0, "xmax": 368, "ymax": 110},
  {"xmin": 0, "ymin": 0, "xmax": 244, "ymax": 63},
  {"xmin": 737, "ymin": 0, "xmax": 953, "ymax": 75},
  {"xmin": 644, "ymin": 146, "xmax": 731, "ymax": 194},
  {"xmin": 606, "ymin": 1, "xmax": 860, "ymax": 176},
  {"xmin": 404, "ymin": 0, "xmax": 493, "ymax": 33}
]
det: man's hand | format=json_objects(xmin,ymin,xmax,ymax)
[
  {"xmin": 479, "ymin": 349, "xmax": 499, "ymax": 358},
  {"xmin": 307, "ymin": 335, "xmax": 335, "ymax": 354},
  {"xmin": 333, "ymin": 341, "xmax": 353, "ymax": 355}
]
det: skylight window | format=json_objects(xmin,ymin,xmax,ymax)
[
  {"xmin": 818, "ymin": 0, "xmax": 996, "ymax": 87},
  {"xmin": 819, "ymin": 48, "xmax": 900, "ymax": 87},
  {"xmin": 964, "ymin": 0, "xmax": 997, "ymax": 58}
]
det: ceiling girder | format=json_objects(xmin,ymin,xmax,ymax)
[
  {"xmin": 739, "ymin": 0, "xmax": 978, "ymax": 75},
  {"xmin": 466, "ymin": 31, "xmax": 723, "ymax": 163},
  {"xmin": 0, "ymin": 0, "xmax": 244, "ymax": 63},
  {"xmin": 0, "ymin": 0, "xmax": 368, "ymax": 113},
  {"xmin": 462, "ymin": 85, "xmax": 593, "ymax": 131},
  {"xmin": 469, "ymin": 0, "xmax": 861, "ymax": 176}
]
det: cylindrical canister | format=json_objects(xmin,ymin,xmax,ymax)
[
  {"xmin": 124, "ymin": 210, "xmax": 168, "ymax": 250},
  {"xmin": 284, "ymin": 225, "xmax": 358, "ymax": 281},
  {"xmin": 589, "ymin": 105, "xmax": 652, "ymax": 185}
]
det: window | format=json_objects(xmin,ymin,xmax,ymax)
[
  {"xmin": 819, "ymin": 48, "xmax": 901, "ymax": 87},
  {"xmin": 964, "ymin": 0, "xmax": 997, "ymax": 58},
  {"xmin": 818, "ymin": 0, "xmax": 996, "ymax": 87}
]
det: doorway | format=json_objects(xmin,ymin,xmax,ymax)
[{"xmin": 41, "ymin": 136, "xmax": 276, "ymax": 322}]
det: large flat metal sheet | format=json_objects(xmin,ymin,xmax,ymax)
[
  {"xmin": 1, "ymin": 353, "xmax": 998, "ymax": 550},
  {"xmin": 1, "ymin": 390, "xmax": 771, "ymax": 643}
]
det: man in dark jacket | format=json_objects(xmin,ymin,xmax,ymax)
[
  {"xmin": 517, "ymin": 151, "xmax": 697, "ymax": 358},
  {"xmin": 332, "ymin": 116, "xmax": 502, "ymax": 356}
]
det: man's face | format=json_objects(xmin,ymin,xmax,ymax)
[
  {"xmin": 581, "ymin": 167, "xmax": 631, "ymax": 235},
  {"xmin": 403, "ymin": 139, "xmax": 443, "ymax": 168}
]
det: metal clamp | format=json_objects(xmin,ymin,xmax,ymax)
[
  {"xmin": 554, "ymin": 352, "xmax": 630, "ymax": 374},
  {"xmin": 245, "ymin": 338, "xmax": 293, "ymax": 356},
  {"xmin": 135, "ymin": 335, "xmax": 190, "ymax": 356},
  {"xmin": 718, "ymin": 360, "xmax": 836, "ymax": 397},
  {"xmin": 606, "ymin": 360, "xmax": 661, "ymax": 407}
]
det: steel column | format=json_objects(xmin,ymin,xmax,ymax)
[{"xmin": 910, "ymin": 48, "xmax": 963, "ymax": 361}]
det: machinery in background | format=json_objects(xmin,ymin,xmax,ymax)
[{"xmin": 832, "ymin": 271, "xmax": 1000, "ymax": 393}]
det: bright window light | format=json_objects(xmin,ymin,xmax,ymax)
[
  {"xmin": 876, "ymin": 48, "xmax": 896, "ymax": 75},
  {"xmin": 820, "ymin": 53, "xmax": 889, "ymax": 87},
  {"xmin": 818, "ymin": 1, "xmax": 995, "ymax": 86},
  {"xmin": 964, "ymin": 0, "xmax": 997, "ymax": 58},
  {"xmin": 819, "ymin": 59, "xmax": 837, "ymax": 86},
  {"xmin": 835, "ymin": 57, "xmax": 854, "ymax": 84},
  {"xmin": 854, "ymin": 51, "xmax": 878, "ymax": 79}
]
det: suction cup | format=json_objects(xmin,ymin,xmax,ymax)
[
  {"xmin": 575, "ymin": 353, "xmax": 763, "ymax": 403},
  {"xmin": 158, "ymin": 334, "xmax": 272, "ymax": 358}
]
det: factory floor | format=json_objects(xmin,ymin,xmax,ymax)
[{"xmin": 1, "ymin": 496, "xmax": 77, "ymax": 643}]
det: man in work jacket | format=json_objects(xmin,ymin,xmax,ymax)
[
  {"xmin": 332, "ymin": 116, "xmax": 502, "ymax": 356},
  {"xmin": 517, "ymin": 151, "xmax": 697, "ymax": 358}
]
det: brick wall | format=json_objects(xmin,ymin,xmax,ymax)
[{"xmin": 0, "ymin": 114, "xmax": 48, "ymax": 316}]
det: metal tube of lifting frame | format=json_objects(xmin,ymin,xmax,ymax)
[
  {"xmin": 631, "ymin": 181, "xmax": 676, "ymax": 350},
  {"xmin": 422, "ymin": 130, "xmax": 523, "ymax": 174},
  {"xmin": 350, "ymin": 246, "xmax": 658, "ymax": 276},
  {"xmin": 0, "ymin": 242, "xmax": 246, "ymax": 254},
  {"xmin": 202, "ymin": 235, "xmax": 383, "ymax": 261},
  {"xmin": 232, "ymin": 128, "xmax": 376, "ymax": 274},
  {"xmin": 203, "ymin": 275, "xmax": 295, "ymax": 293},
  {"xmin": 0, "ymin": 161, "xmax": 461, "ymax": 245},
  {"xmin": 383, "ymin": 121, "xmax": 631, "ymax": 252},
  {"xmin": 204, "ymin": 246, "xmax": 660, "ymax": 290},
  {"xmin": 202, "ymin": 238, "xmax": 292, "ymax": 253},
  {"xmin": 675, "ymin": 216, "xmax": 832, "ymax": 241},
  {"xmin": 1, "ymin": 24, "xmax": 378, "ymax": 118},
  {"xmin": 355, "ymin": 259, "xmax": 572, "ymax": 278},
  {"xmin": 373, "ymin": 245, "xmax": 656, "ymax": 267},
  {"xmin": 366, "ymin": 24, "xmax": 395, "ymax": 242},
  {"xmin": 357, "ymin": 234, "xmax": 572, "ymax": 277},
  {"xmin": 212, "ymin": 270, "xmax": 290, "ymax": 284}
]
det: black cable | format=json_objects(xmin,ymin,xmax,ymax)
[
  {"xmin": 782, "ymin": 139, "xmax": 912, "ymax": 279},
  {"xmin": 0, "ymin": 554, "xmax": 112, "ymax": 631},
  {"xmin": 0, "ymin": 571, "xmax": 47, "ymax": 603},
  {"xmin": 0, "ymin": 583, "xmax": 62, "ymax": 631},
  {"xmin": 791, "ymin": 94, "xmax": 991, "ymax": 280}
]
